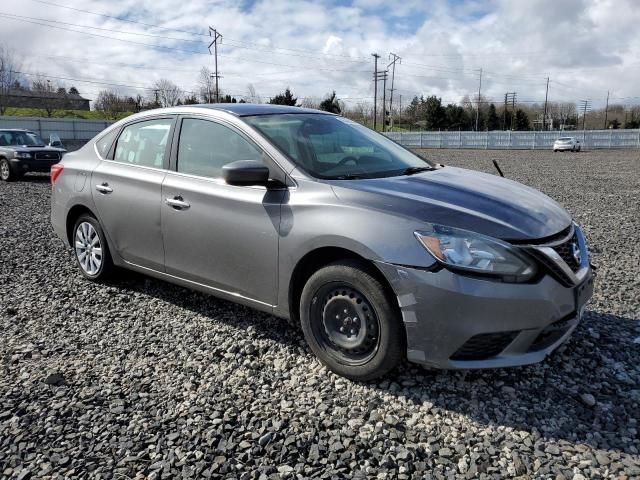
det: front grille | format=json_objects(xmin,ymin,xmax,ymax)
[
  {"xmin": 529, "ymin": 314, "xmax": 576, "ymax": 351},
  {"xmin": 450, "ymin": 331, "xmax": 519, "ymax": 361},
  {"xmin": 528, "ymin": 249, "xmax": 573, "ymax": 286},
  {"xmin": 552, "ymin": 232, "xmax": 580, "ymax": 272},
  {"xmin": 35, "ymin": 151, "xmax": 61, "ymax": 160}
]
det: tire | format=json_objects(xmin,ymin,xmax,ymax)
[
  {"xmin": 0, "ymin": 158, "xmax": 17, "ymax": 182},
  {"xmin": 72, "ymin": 214, "xmax": 114, "ymax": 281},
  {"xmin": 553, "ymin": 149, "xmax": 557, "ymax": 153},
  {"xmin": 299, "ymin": 259, "xmax": 404, "ymax": 381}
]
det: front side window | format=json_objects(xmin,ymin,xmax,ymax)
[
  {"xmin": 243, "ymin": 114, "xmax": 433, "ymax": 179},
  {"xmin": 114, "ymin": 118, "xmax": 172, "ymax": 168},
  {"xmin": 177, "ymin": 118, "xmax": 263, "ymax": 178}
]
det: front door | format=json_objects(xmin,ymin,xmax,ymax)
[
  {"xmin": 92, "ymin": 117, "xmax": 174, "ymax": 271},
  {"xmin": 161, "ymin": 117, "xmax": 283, "ymax": 306}
]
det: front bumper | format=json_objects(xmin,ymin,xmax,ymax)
[
  {"xmin": 376, "ymin": 261, "xmax": 594, "ymax": 369},
  {"xmin": 553, "ymin": 144, "xmax": 575, "ymax": 151},
  {"xmin": 10, "ymin": 157, "xmax": 60, "ymax": 173}
]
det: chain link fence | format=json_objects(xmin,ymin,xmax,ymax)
[{"xmin": 385, "ymin": 129, "xmax": 640, "ymax": 150}]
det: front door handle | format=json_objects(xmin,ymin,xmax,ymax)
[
  {"xmin": 95, "ymin": 183, "xmax": 113, "ymax": 194},
  {"xmin": 165, "ymin": 196, "xmax": 190, "ymax": 210}
]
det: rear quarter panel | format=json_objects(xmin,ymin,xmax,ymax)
[{"xmin": 50, "ymin": 143, "xmax": 103, "ymax": 246}]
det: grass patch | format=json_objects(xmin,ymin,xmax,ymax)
[{"xmin": 2, "ymin": 107, "xmax": 131, "ymax": 120}]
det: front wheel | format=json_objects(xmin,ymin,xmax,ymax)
[
  {"xmin": 0, "ymin": 158, "xmax": 18, "ymax": 182},
  {"xmin": 299, "ymin": 260, "xmax": 404, "ymax": 381},
  {"xmin": 73, "ymin": 214, "xmax": 114, "ymax": 281}
]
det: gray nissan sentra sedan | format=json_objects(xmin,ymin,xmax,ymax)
[{"xmin": 50, "ymin": 104, "xmax": 594, "ymax": 380}]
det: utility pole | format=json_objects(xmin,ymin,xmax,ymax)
[
  {"xmin": 381, "ymin": 70, "xmax": 388, "ymax": 132},
  {"xmin": 503, "ymin": 93, "xmax": 508, "ymax": 130},
  {"xmin": 603, "ymin": 90, "xmax": 610, "ymax": 129},
  {"xmin": 154, "ymin": 89, "xmax": 159, "ymax": 106},
  {"xmin": 475, "ymin": 68, "xmax": 482, "ymax": 131},
  {"xmin": 503, "ymin": 92, "xmax": 516, "ymax": 130},
  {"xmin": 372, "ymin": 53, "xmax": 380, "ymax": 131},
  {"xmin": 387, "ymin": 53, "xmax": 401, "ymax": 131},
  {"xmin": 542, "ymin": 77, "xmax": 549, "ymax": 130},
  {"xmin": 208, "ymin": 27, "xmax": 223, "ymax": 103},
  {"xmin": 398, "ymin": 94, "xmax": 402, "ymax": 131},
  {"xmin": 578, "ymin": 99, "xmax": 591, "ymax": 131}
]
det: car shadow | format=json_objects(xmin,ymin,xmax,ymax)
[
  {"xmin": 108, "ymin": 273, "xmax": 638, "ymax": 454},
  {"xmin": 16, "ymin": 173, "xmax": 51, "ymax": 183}
]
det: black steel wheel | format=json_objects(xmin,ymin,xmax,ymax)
[
  {"xmin": 311, "ymin": 283, "xmax": 381, "ymax": 365},
  {"xmin": 300, "ymin": 260, "xmax": 404, "ymax": 381}
]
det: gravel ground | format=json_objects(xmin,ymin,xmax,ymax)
[{"xmin": 1, "ymin": 149, "xmax": 639, "ymax": 479}]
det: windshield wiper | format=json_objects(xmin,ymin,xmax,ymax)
[
  {"xmin": 401, "ymin": 166, "xmax": 435, "ymax": 176},
  {"xmin": 333, "ymin": 174, "xmax": 367, "ymax": 180}
]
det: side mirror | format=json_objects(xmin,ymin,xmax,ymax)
[
  {"xmin": 223, "ymin": 160, "xmax": 270, "ymax": 186},
  {"xmin": 49, "ymin": 134, "xmax": 63, "ymax": 148}
]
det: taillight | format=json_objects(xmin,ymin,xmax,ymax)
[{"xmin": 51, "ymin": 164, "xmax": 64, "ymax": 184}]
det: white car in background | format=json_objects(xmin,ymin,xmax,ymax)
[{"xmin": 553, "ymin": 137, "xmax": 581, "ymax": 152}]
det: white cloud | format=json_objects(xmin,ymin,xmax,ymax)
[
  {"xmin": 1, "ymin": 0, "xmax": 638, "ymax": 109},
  {"xmin": 323, "ymin": 35, "xmax": 343, "ymax": 55}
]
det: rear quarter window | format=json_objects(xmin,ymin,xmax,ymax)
[{"xmin": 95, "ymin": 129, "xmax": 119, "ymax": 158}]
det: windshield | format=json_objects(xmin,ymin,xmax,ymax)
[
  {"xmin": 558, "ymin": 137, "xmax": 573, "ymax": 141},
  {"xmin": 243, "ymin": 113, "xmax": 433, "ymax": 179},
  {"xmin": 0, "ymin": 130, "xmax": 45, "ymax": 147}
]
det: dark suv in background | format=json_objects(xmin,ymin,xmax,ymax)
[{"xmin": 0, "ymin": 129, "xmax": 66, "ymax": 181}]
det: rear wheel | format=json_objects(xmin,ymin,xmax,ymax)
[
  {"xmin": 299, "ymin": 260, "xmax": 404, "ymax": 381},
  {"xmin": 73, "ymin": 214, "xmax": 114, "ymax": 281}
]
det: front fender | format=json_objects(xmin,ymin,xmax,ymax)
[{"xmin": 274, "ymin": 181, "xmax": 437, "ymax": 318}]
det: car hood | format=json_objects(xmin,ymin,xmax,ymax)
[
  {"xmin": 329, "ymin": 166, "xmax": 572, "ymax": 241},
  {"xmin": 9, "ymin": 146, "xmax": 66, "ymax": 152}
]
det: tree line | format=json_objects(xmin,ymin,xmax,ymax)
[{"xmin": 2, "ymin": 44, "xmax": 639, "ymax": 128}]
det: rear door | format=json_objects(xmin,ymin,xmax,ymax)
[
  {"xmin": 161, "ymin": 115, "xmax": 284, "ymax": 306},
  {"xmin": 92, "ymin": 116, "xmax": 175, "ymax": 271}
]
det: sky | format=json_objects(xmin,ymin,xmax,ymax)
[{"xmin": 1, "ymin": 0, "xmax": 638, "ymax": 110}]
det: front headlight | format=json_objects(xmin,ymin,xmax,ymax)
[
  {"xmin": 14, "ymin": 152, "xmax": 32, "ymax": 159},
  {"xmin": 415, "ymin": 224, "xmax": 536, "ymax": 281}
]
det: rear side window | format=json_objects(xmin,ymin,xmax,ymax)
[
  {"xmin": 114, "ymin": 118, "xmax": 172, "ymax": 168},
  {"xmin": 95, "ymin": 129, "xmax": 118, "ymax": 158},
  {"xmin": 177, "ymin": 118, "xmax": 263, "ymax": 178}
]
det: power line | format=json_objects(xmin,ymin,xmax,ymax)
[{"xmin": 28, "ymin": 0, "xmax": 205, "ymax": 37}]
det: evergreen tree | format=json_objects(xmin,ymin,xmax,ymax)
[
  {"xmin": 487, "ymin": 103, "xmax": 500, "ymax": 131},
  {"xmin": 444, "ymin": 104, "xmax": 471, "ymax": 130},
  {"xmin": 424, "ymin": 96, "xmax": 446, "ymax": 130},
  {"xmin": 514, "ymin": 109, "xmax": 530, "ymax": 130},
  {"xmin": 269, "ymin": 87, "xmax": 298, "ymax": 106},
  {"xmin": 319, "ymin": 91, "xmax": 341, "ymax": 114}
]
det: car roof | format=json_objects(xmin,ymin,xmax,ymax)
[
  {"xmin": 0, "ymin": 129, "xmax": 31, "ymax": 132},
  {"xmin": 190, "ymin": 103, "xmax": 333, "ymax": 117}
]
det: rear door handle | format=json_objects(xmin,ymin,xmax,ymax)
[
  {"xmin": 165, "ymin": 196, "xmax": 190, "ymax": 210},
  {"xmin": 95, "ymin": 183, "xmax": 113, "ymax": 194}
]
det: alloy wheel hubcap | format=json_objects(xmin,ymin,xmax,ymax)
[
  {"xmin": 318, "ymin": 286, "xmax": 379, "ymax": 361},
  {"xmin": 75, "ymin": 222, "xmax": 102, "ymax": 275},
  {"xmin": 0, "ymin": 161, "xmax": 8, "ymax": 179}
]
